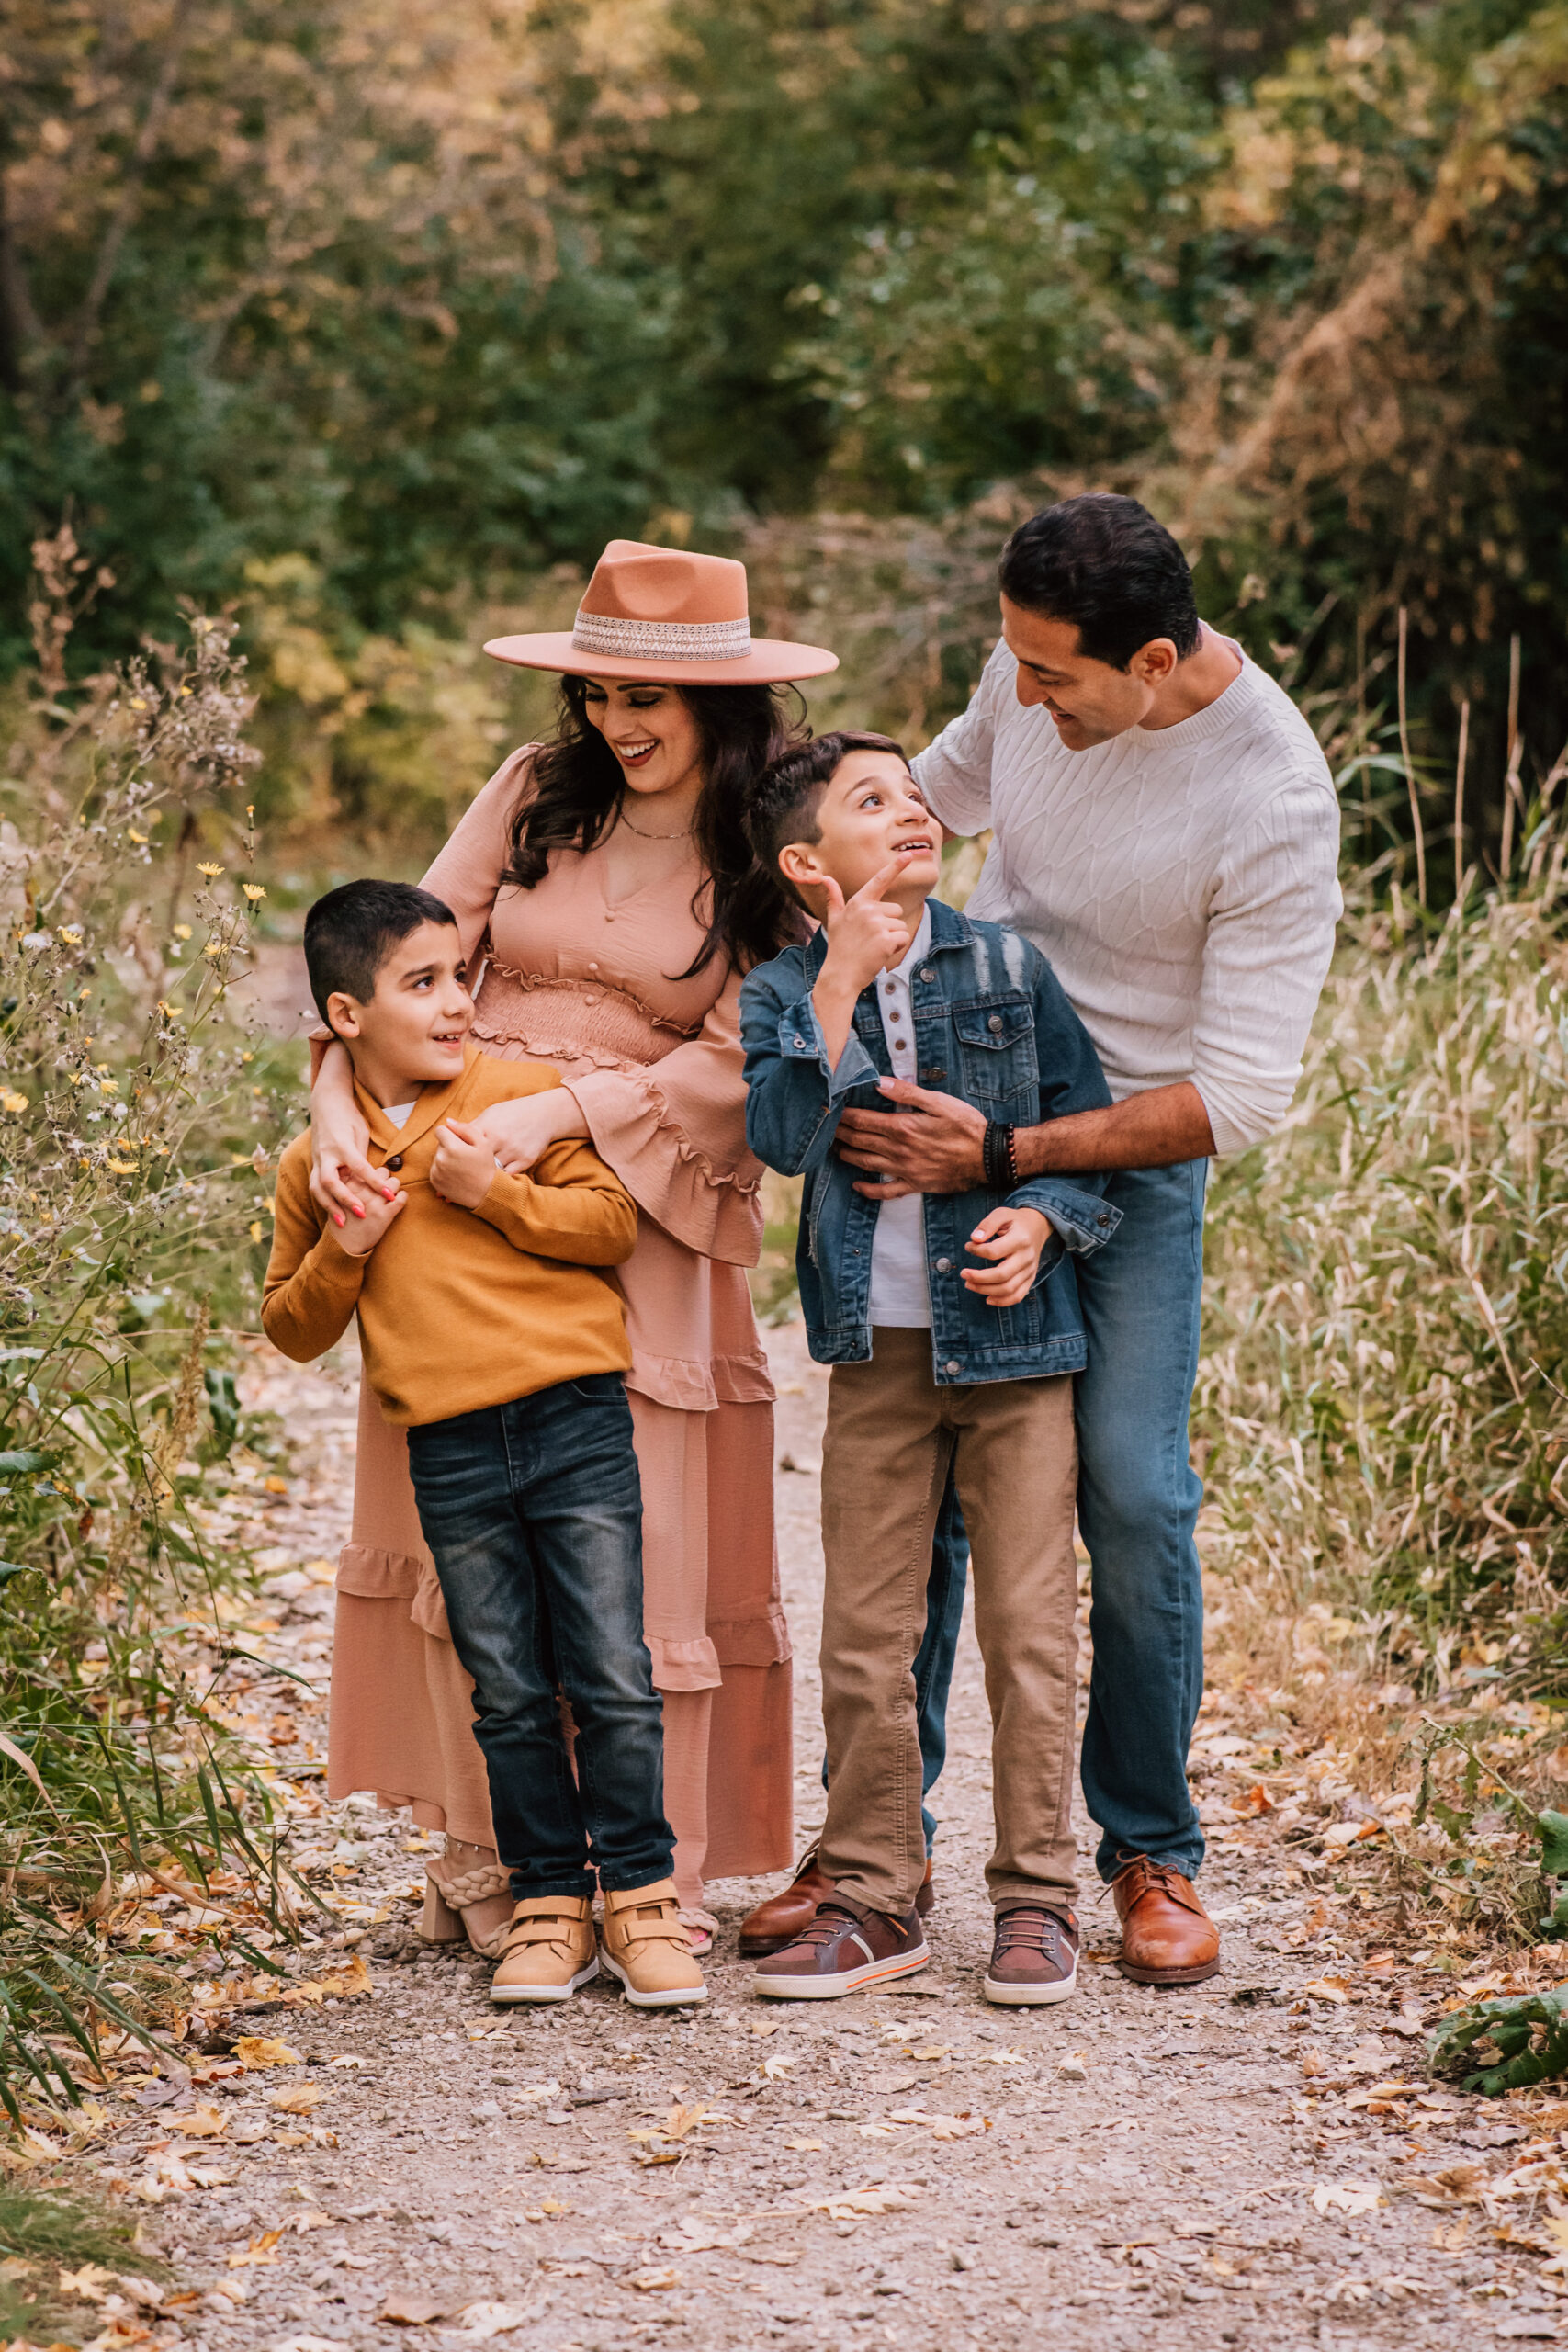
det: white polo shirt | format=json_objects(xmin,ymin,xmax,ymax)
[{"xmin": 866, "ymin": 902, "xmax": 933, "ymax": 1329}]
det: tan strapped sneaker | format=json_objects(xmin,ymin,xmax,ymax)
[
  {"xmin": 489, "ymin": 1894, "xmax": 598, "ymax": 2005},
  {"xmin": 600, "ymin": 1880, "xmax": 707, "ymax": 2007}
]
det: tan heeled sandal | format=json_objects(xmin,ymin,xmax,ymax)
[{"xmin": 421, "ymin": 1838, "xmax": 516, "ymax": 1958}]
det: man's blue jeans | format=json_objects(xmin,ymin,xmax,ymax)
[
  {"xmin": 910, "ymin": 1159, "xmax": 1208, "ymax": 1883},
  {"xmin": 405, "ymin": 1372, "xmax": 675, "ymax": 1904},
  {"xmin": 822, "ymin": 1474, "xmax": 969, "ymax": 1858}
]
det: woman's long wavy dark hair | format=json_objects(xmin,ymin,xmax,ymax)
[{"xmin": 502, "ymin": 674, "xmax": 811, "ymax": 977}]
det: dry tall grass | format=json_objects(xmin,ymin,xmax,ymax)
[{"xmin": 1197, "ymin": 843, "xmax": 1568, "ymax": 1724}]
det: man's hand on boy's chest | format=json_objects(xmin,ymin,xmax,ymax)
[{"xmin": 835, "ymin": 1079, "xmax": 987, "ymax": 1201}]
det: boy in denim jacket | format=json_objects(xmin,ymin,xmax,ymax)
[{"xmin": 739, "ymin": 733, "xmax": 1121, "ymax": 2004}]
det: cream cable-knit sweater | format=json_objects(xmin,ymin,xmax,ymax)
[{"xmin": 912, "ymin": 636, "xmax": 1343, "ymax": 1158}]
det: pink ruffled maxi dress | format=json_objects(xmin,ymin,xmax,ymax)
[{"xmin": 324, "ymin": 749, "xmax": 794, "ymax": 1901}]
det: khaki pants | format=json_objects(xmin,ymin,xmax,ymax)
[{"xmin": 818, "ymin": 1328, "xmax": 1079, "ymax": 1915}]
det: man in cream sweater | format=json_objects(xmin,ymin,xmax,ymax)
[{"xmin": 833, "ymin": 493, "xmax": 1342, "ymax": 1983}]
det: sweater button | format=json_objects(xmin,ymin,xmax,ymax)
[
  {"xmin": 385, "ymin": 1155, "xmax": 403, "ymax": 1172},
  {"xmin": 944, "ymin": 1361, "xmax": 962, "ymax": 1376},
  {"xmin": 935, "ymin": 1257, "xmax": 952, "ymax": 1273}
]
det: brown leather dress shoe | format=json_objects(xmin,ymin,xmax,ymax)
[
  {"xmin": 738, "ymin": 1848, "xmax": 934, "ymax": 1959},
  {"xmin": 1111, "ymin": 1854, "xmax": 1220, "ymax": 1984}
]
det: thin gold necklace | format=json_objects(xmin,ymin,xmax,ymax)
[{"xmin": 616, "ymin": 802, "xmax": 695, "ymax": 842}]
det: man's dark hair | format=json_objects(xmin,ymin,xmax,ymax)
[
  {"xmin": 998, "ymin": 493, "xmax": 1201, "ymax": 671},
  {"xmin": 744, "ymin": 730, "xmax": 908, "ymax": 908},
  {"xmin": 303, "ymin": 880, "xmax": 458, "ymax": 1030}
]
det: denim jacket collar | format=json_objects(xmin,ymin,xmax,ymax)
[{"xmin": 801, "ymin": 895, "xmax": 975, "ymax": 983}]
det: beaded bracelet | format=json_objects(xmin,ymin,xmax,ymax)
[{"xmin": 982, "ymin": 1120, "xmax": 1018, "ymax": 1192}]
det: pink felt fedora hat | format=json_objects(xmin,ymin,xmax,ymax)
[{"xmin": 484, "ymin": 540, "xmax": 839, "ymax": 684}]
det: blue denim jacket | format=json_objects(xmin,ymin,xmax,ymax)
[{"xmin": 739, "ymin": 897, "xmax": 1123, "ymax": 1384}]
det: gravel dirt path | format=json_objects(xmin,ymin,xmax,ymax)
[{"xmin": 106, "ymin": 1326, "xmax": 1568, "ymax": 2352}]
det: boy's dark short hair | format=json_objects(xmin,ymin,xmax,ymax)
[
  {"xmin": 746, "ymin": 730, "xmax": 908, "ymax": 908},
  {"xmin": 303, "ymin": 880, "xmax": 458, "ymax": 1029},
  {"xmin": 998, "ymin": 493, "xmax": 1200, "ymax": 671}
]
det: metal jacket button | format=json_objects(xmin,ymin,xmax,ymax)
[
  {"xmin": 919, "ymin": 968, "xmax": 935, "ymax": 982},
  {"xmin": 385, "ymin": 1154, "xmax": 403, "ymax": 1172},
  {"xmin": 935, "ymin": 1257, "xmax": 952, "ymax": 1272},
  {"xmin": 987, "ymin": 1013, "xmax": 1004, "ymax": 1034},
  {"xmin": 1097, "ymin": 1212, "xmax": 1111, "ymax": 1226},
  {"xmin": 944, "ymin": 1360, "xmax": 962, "ymax": 1375}
]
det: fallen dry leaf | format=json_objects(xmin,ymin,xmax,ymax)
[
  {"xmin": 58, "ymin": 2262, "xmax": 116, "ymax": 2301},
  {"xmin": 1403, "ymin": 2165, "xmax": 1490, "ymax": 2210},
  {"xmin": 382, "ymin": 2290, "xmax": 458, "ymax": 2326},
  {"xmin": 227, "ymin": 2233, "xmax": 283, "ymax": 2270},
  {"xmin": 175, "ymin": 2105, "xmax": 228, "ymax": 2141},
  {"xmin": 317, "ymin": 1954, "xmax": 373, "ymax": 2000},
  {"xmin": 1301, "ymin": 1977, "xmax": 1353, "ymax": 2007},
  {"xmin": 627, "ymin": 2268, "xmax": 681, "ymax": 2293},
  {"xmin": 266, "ymin": 2086, "xmax": 326, "ymax": 2118},
  {"xmin": 233, "ymin": 2037, "xmax": 303, "ymax": 2070},
  {"xmin": 454, "ymin": 2301, "xmax": 528, "ymax": 2339},
  {"xmin": 1313, "ymin": 2182, "xmax": 1383, "ymax": 2216},
  {"xmin": 807, "ymin": 2184, "xmax": 923, "ymax": 2222},
  {"xmin": 660, "ymin": 2101, "xmax": 709, "ymax": 2142},
  {"xmin": 888, "ymin": 2107, "xmax": 990, "ymax": 2140},
  {"xmin": 761, "ymin": 2056, "xmax": 795, "ymax": 2081},
  {"xmin": 783, "ymin": 2138, "xmax": 823, "ymax": 2152}
]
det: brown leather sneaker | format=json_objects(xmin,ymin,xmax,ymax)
[
  {"xmin": 739, "ymin": 1848, "xmax": 934, "ymax": 1959},
  {"xmin": 752, "ymin": 1898, "xmax": 929, "ymax": 1999},
  {"xmin": 1111, "ymin": 1854, "xmax": 1220, "ymax": 1984},
  {"xmin": 983, "ymin": 1905, "xmax": 1078, "ymax": 2006}
]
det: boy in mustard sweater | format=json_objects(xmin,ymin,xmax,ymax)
[{"xmin": 264, "ymin": 880, "xmax": 705, "ymax": 2010}]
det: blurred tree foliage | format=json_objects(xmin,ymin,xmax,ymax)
[{"xmin": 0, "ymin": 0, "xmax": 1562, "ymax": 845}]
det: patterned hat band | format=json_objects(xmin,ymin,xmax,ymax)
[{"xmin": 570, "ymin": 607, "xmax": 754, "ymax": 663}]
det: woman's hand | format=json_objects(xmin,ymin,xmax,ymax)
[
  {"xmin": 308, "ymin": 1040, "xmax": 394, "ymax": 1227},
  {"xmin": 472, "ymin": 1088, "xmax": 589, "ymax": 1175}
]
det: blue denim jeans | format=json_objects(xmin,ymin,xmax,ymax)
[
  {"xmin": 822, "ymin": 1473, "xmax": 969, "ymax": 1857},
  {"xmin": 1075, "ymin": 1159, "xmax": 1208, "ymax": 1881},
  {"xmin": 404, "ymin": 1372, "xmax": 675, "ymax": 1904},
  {"xmin": 901, "ymin": 1160, "xmax": 1209, "ymax": 1883}
]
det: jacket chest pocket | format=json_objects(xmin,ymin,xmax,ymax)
[{"xmin": 952, "ymin": 999, "xmax": 1038, "ymax": 1104}]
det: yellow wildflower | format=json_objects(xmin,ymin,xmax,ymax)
[
  {"xmin": 197, "ymin": 862, "xmax": 224, "ymax": 878},
  {"xmin": 173, "ymin": 923, "xmax": 191, "ymax": 942},
  {"xmin": 128, "ymin": 828, "xmax": 149, "ymax": 845},
  {"xmin": 56, "ymin": 926, "xmax": 82, "ymax": 946},
  {"xmin": 204, "ymin": 940, "xmax": 223, "ymax": 959},
  {"xmin": 249, "ymin": 1221, "xmax": 264, "ymax": 1245},
  {"xmin": 107, "ymin": 1158, "xmax": 137, "ymax": 1175},
  {"xmin": 243, "ymin": 884, "xmax": 266, "ymax": 902},
  {"xmin": 0, "ymin": 1091, "xmax": 28, "ymax": 1114}
]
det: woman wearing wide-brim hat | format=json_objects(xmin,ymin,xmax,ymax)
[{"xmin": 306, "ymin": 542, "xmax": 836, "ymax": 1956}]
